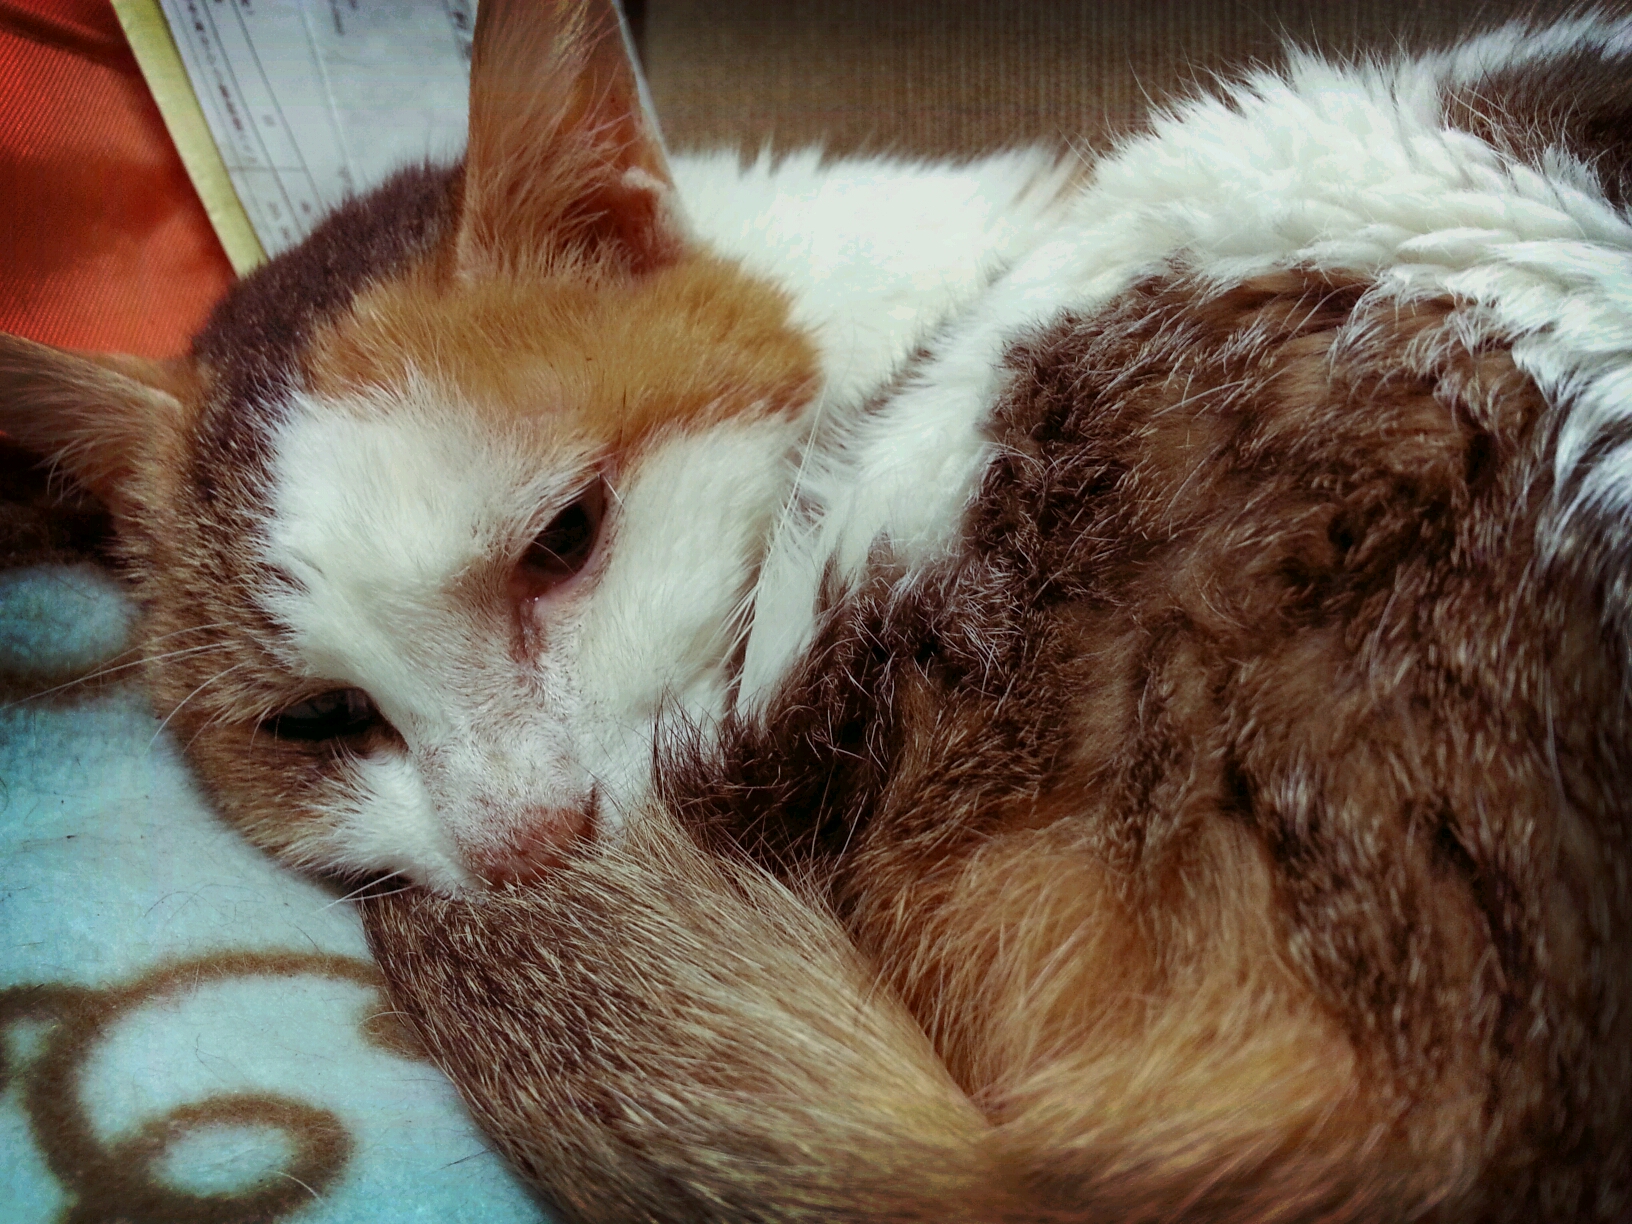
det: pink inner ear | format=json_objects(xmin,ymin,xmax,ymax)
[
  {"xmin": 578, "ymin": 166, "xmax": 683, "ymax": 276},
  {"xmin": 453, "ymin": 0, "xmax": 683, "ymax": 279}
]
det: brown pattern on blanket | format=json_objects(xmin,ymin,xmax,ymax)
[{"xmin": 1, "ymin": 951, "xmax": 423, "ymax": 1224}]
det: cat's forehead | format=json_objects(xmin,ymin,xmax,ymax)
[
  {"xmin": 299, "ymin": 249, "xmax": 820, "ymax": 448},
  {"xmin": 182, "ymin": 167, "xmax": 817, "ymax": 503},
  {"xmin": 189, "ymin": 167, "xmax": 457, "ymax": 478},
  {"xmin": 266, "ymin": 379, "xmax": 594, "ymax": 585}
]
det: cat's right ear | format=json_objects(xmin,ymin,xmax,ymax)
[
  {"xmin": 0, "ymin": 332, "xmax": 191, "ymax": 519},
  {"xmin": 453, "ymin": 0, "xmax": 684, "ymax": 279}
]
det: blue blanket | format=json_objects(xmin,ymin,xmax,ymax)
[{"xmin": 0, "ymin": 562, "xmax": 548, "ymax": 1223}]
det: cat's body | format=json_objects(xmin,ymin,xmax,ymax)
[{"xmin": 4, "ymin": 1, "xmax": 1632, "ymax": 1219}]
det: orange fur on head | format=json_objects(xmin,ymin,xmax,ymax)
[
  {"xmin": 306, "ymin": 254, "xmax": 818, "ymax": 448},
  {"xmin": 303, "ymin": 0, "xmax": 815, "ymax": 466}
]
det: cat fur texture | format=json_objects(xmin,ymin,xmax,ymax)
[{"xmin": 3, "ymin": 1, "xmax": 1631, "ymax": 1219}]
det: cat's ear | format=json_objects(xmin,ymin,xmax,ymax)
[
  {"xmin": 453, "ymin": 0, "xmax": 682, "ymax": 279},
  {"xmin": 0, "ymin": 332, "xmax": 191, "ymax": 517}
]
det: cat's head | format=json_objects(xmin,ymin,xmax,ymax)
[{"xmin": 0, "ymin": 0, "xmax": 818, "ymax": 894}]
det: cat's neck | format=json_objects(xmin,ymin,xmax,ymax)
[
  {"xmin": 671, "ymin": 148, "xmax": 1079, "ymax": 718},
  {"xmin": 674, "ymin": 148, "xmax": 1078, "ymax": 410}
]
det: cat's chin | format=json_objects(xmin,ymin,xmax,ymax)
[
  {"xmin": 353, "ymin": 796, "xmax": 601, "ymax": 899},
  {"xmin": 400, "ymin": 854, "xmax": 578, "ymax": 901}
]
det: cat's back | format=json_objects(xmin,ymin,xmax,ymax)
[{"xmin": 685, "ymin": 16, "xmax": 1632, "ymax": 1218}]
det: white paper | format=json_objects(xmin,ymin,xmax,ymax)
[{"xmin": 158, "ymin": 0, "xmax": 475, "ymax": 256}]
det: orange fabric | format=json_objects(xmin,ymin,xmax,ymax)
[{"xmin": 0, "ymin": 0, "xmax": 233, "ymax": 359}]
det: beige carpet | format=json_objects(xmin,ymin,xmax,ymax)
[{"xmin": 643, "ymin": 0, "xmax": 1605, "ymax": 156}]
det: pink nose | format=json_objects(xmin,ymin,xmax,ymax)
[{"xmin": 463, "ymin": 805, "xmax": 591, "ymax": 888}]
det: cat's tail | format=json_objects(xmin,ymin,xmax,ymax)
[
  {"xmin": 361, "ymin": 810, "xmax": 1010, "ymax": 1224},
  {"xmin": 364, "ymin": 807, "xmax": 1439, "ymax": 1223}
]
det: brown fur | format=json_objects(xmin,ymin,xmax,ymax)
[
  {"xmin": 1445, "ymin": 33, "xmax": 1632, "ymax": 209},
  {"xmin": 817, "ymin": 269, "xmax": 1625, "ymax": 1218},
  {"xmin": 364, "ymin": 267, "xmax": 1631, "ymax": 1222},
  {"xmin": 364, "ymin": 814, "xmax": 1002, "ymax": 1224}
]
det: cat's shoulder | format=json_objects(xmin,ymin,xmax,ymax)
[{"xmin": 674, "ymin": 146, "xmax": 1080, "ymax": 405}]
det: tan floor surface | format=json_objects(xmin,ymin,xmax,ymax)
[{"xmin": 643, "ymin": 0, "xmax": 1607, "ymax": 156}]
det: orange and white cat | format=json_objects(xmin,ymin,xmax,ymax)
[{"xmin": 4, "ymin": 0, "xmax": 1630, "ymax": 1219}]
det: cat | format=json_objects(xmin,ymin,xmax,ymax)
[{"xmin": 4, "ymin": 0, "xmax": 1632, "ymax": 1219}]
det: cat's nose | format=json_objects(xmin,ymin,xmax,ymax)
[{"xmin": 465, "ymin": 804, "xmax": 591, "ymax": 887}]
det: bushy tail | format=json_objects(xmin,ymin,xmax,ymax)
[
  {"xmin": 362, "ymin": 811, "xmax": 1002, "ymax": 1224},
  {"xmin": 362, "ymin": 809, "xmax": 1421, "ymax": 1223}
]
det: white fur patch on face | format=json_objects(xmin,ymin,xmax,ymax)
[
  {"xmin": 308, "ymin": 750, "xmax": 477, "ymax": 895},
  {"xmin": 256, "ymin": 375, "xmax": 801, "ymax": 888},
  {"xmin": 573, "ymin": 417, "xmax": 803, "ymax": 827},
  {"xmin": 259, "ymin": 378, "xmax": 591, "ymax": 709},
  {"xmin": 257, "ymin": 376, "xmax": 600, "ymax": 890}
]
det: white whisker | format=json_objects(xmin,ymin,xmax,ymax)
[
  {"xmin": 320, "ymin": 871, "xmax": 410, "ymax": 910},
  {"xmin": 139, "ymin": 621, "xmax": 237, "ymax": 647},
  {"xmin": 2, "ymin": 638, "xmax": 238, "ymax": 710},
  {"xmin": 344, "ymin": 882, "xmax": 416, "ymax": 904},
  {"xmin": 147, "ymin": 661, "xmax": 252, "ymax": 751}
]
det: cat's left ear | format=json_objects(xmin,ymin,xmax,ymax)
[
  {"xmin": 0, "ymin": 332, "xmax": 191, "ymax": 519},
  {"xmin": 453, "ymin": 0, "xmax": 683, "ymax": 279}
]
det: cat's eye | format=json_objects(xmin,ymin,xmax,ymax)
[
  {"xmin": 266, "ymin": 688, "xmax": 381, "ymax": 742},
  {"xmin": 520, "ymin": 480, "xmax": 606, "ymax": 587}
]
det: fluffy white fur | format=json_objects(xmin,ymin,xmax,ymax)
[
  {"xmin": 673, "ymin": 148, "xmax": 1080, "ymax": 406},
  {"xmin": 261, "ymin": 384, "xmax": 592, "ymax": 889},
  {"xmin": 262, "ymin": 378, "xmax": 797, "ymax": 886}
]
